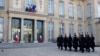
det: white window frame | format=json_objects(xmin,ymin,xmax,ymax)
[
  {"xmin": 87, "ymin": 4, "xmax": 92, "ymax": 19},
  {"xmin": 48, "ymin": 0, "xmax": 54, "ymax": 15},
  {"xmin": 87, "ymin": 24, "xmax": 92, "ymax": 37},
  {"xmin": 59, "ymin": 23, "xmax": 64, "ymax": 36},
  {"xmin": 0, "ymin": 17, "xmax": 4, "ymax": 41},
  {"xmin": 69, "ymin": 24, "xmax": 74, "ymax": 37},
  {"xmin": 98, "ymin": 3, "xmax": 100, "ymax": 17},
  {"xmin": 0, "ymin": 0, "xmax": 4, "ymax": 9},
  {"xmin": 68, "ymin": 3, "xmax": 74, "ymax": 19},
  {"xmin": 25, "ymin": 0, "xmax": 34, "ymax": 8},
  {"xmin": 78, "ymin": 25, "xmax": 82, "ymax": 34},
  {"xmin": 59, "ymin": 1, "xmax": 64, "ymax": 17},
  {"xmin": 48, "ymin": 22, "xmax": 54, "ymax": 41},
  {"xmin": 77, "ymin": 5, "xmax": 82, "ymax": 19}
]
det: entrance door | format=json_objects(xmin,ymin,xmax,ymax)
[
  {"xmin": 11, "ymin": 18, "xmax": 21, "ymax": 42},
  {"xmin": 37, "ymin": 21, "xmax": 44, "ymax": 42},
  {"xmin": 23, "ymin": 19, "xmax": 34, "ymax": 43}
]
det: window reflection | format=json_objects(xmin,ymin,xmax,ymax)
[
  {"xmin": 37, "ymin": 21, "xmax": 44, "ymax": 42},
  {"xmin": 11, "ymin": 18, "xmax": 21, "ymax": 42},
  {"xmin": 24, "ymin": 19, "xmax": 34, "ymax": 43}
]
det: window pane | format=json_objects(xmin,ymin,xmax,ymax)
[
  {"xmin": 68, "ymin": 3, "xmax": 74, "ymax": 18},
  {"xmin": 59, "ymin": 1, "xmax": 64, "ymax": 16},
  {"xmin": 69, "ymin": 24, "xmax": 74, "ymax": 37},
  {"xmin": 78, "ymin": 25, "xmax": 82, "ymax": 34},
  {"xmin": 0, "ymin": 33, "xmax": 3, "ymax": 40},
  {"xmin": 77, "ymin": 5, "xmax": 82, "ymax": 19},
  {"xmin": 0, "ymin": 0, "xmax": 4, "ymax": 7},
  {"xmin": 48, "ymin": 22, "xmax": 54, "ymax": 41},
  {"xmin": 48, "ymin": 0, "xmax": 54, "ymax": 14},
  {"xmin": 0, "ymin": 18, "xmax": 3, "ymax": 32},
  {"xmin": 25, "ymin": 0, "xmax": 34, "ymax": 7},
  {"xmin": 98, "ymin": 3, "xmax": 100, "ymax": 17},
  {"xmin": 87, "ymin": 4, "xmax": 91, "ymax": 18},
  {"xmin": 59, "ymin": 23, "xmax": 64, "ymax": 36},
  {"xmin": 87, "ymin": 24, "xmax": 92, "ymax": 37},
  {"xmin": 0, "ymin": 17, "xmax": 3, "ymax": 42}
]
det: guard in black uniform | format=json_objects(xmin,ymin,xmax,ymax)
[
  {"xmin": 60, "ymin": 35, "xmax": 64, "ymax": 50},
  {"xmin": 85, "ymin": 33, "xmax": 91, "ymax": 52},
  {"xmin": 68, "ymin": 33, "xmax": 72, "ymax": 51},
  {"xmin": 90, "ymin": 34, "xmax": 95, "ymax": 52},
  {"xmin": 57, "ymin": 35, "xmax": 61, "ymax": 49},
  {"xmin": 78, "ymin": 33, "xmax": 81, "ymax": 51},
  {"xmin": 80, "ymin": 33, "xmax": 85, "ymax": 53},
  {"xmin": 73, "ymin": 33, "xmax": 78, "ymax": 52},
  {"xmin": 64, "ymin": 34, "xmax": 68, "ymax": 50}
]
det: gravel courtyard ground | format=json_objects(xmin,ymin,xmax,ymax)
[{"xmin": 0, "ymin": 42, "xmax": 100, "ymax": 56}]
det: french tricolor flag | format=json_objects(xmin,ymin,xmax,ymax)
[{"xmin": 25, "ymin": 4, "xmax": 36, "ymax": 12}]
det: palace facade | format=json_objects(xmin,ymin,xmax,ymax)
[{"xmin": 0, "ymin": 0, "xmax": 100, "ymax": 45}]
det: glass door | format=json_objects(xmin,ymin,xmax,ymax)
[
  {"xmin": 24, "ymin": 19, "xmax": 34, "ymax": 43},
  {"xmin": 37, "ymin": 21, "xmax": 44, "ymax": 42},
  {"xmin": 11, "ymin": 18, "xmax": 21, "ymax": 42}
]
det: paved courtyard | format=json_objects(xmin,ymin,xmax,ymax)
[{"xmin": 0, "ymin": 43, "xmax": 100, "ymax": 56}]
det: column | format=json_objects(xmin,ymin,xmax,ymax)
[
  {"xmin": 34, "ymin": 20, "xmax": 38, "ymax": 43},
  {"xmin": 20, "ymin": 18, "xmax": 24, "ymax": 43},
  {"xmin": 8, "ymin": 17, "xmax": 14, "ymax": 43},
  {"xmin": 44, "ymin": 21, "xmax": 48, "ymax": 42}
]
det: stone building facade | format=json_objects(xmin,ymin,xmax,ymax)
[{"xmin": 0, "ymin": 0, "xmax": 100, "ymax": 45}]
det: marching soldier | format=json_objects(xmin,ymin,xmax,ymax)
[
  {"xmin": 90, "ymin": 34, "xmax": 95, "ymax": 52},
  {"xmin": 80, "ymin": 33, "xmax": 85, "ymax": 53},
  {"xmin": 68, "ymin": 33, "xmax": 72, "ymax": 51},
  {"xmin": 57, "ymin": 35, "xmax": 61, "ymax": 49},
  {"xmin": 73, "ymin": 33, "xmax": 78, "ymax": 52},
  {"xmin": 85, "ymin": 33, "xmax": 91, "ymax": 52},
  {"xmin": 78, "ymin": 33, "xmax": 81, "ymax": 51},
  {"xmin": 60, "ymin": 35, "xmax": 64, "ymax": 50},
  {"xmin": 64, "ymin": 34, "xmax": 68, "ymax": 50}
]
